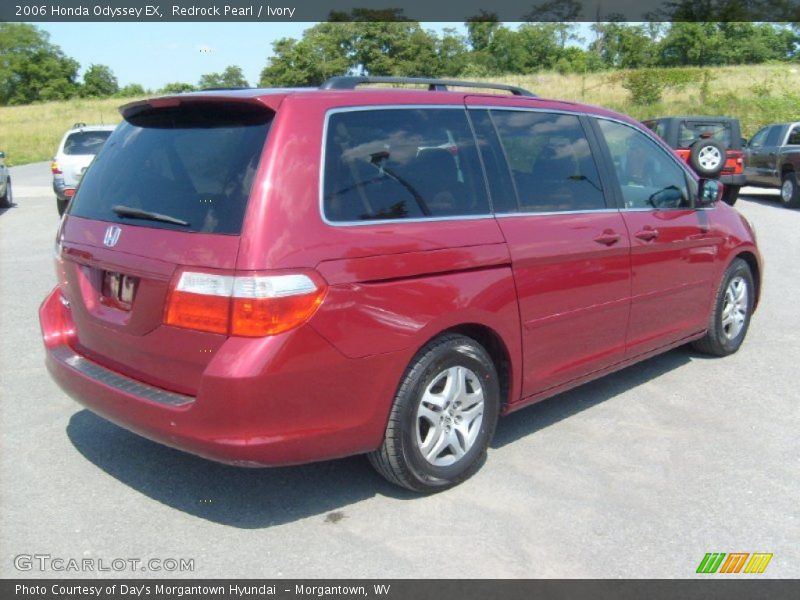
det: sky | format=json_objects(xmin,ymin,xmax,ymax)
[{"xmin": 39, "ymin": 22, "xmax": 468, "ymax": 90}]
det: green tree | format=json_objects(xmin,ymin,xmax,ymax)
[
  {"xmin": 160, "ymin": 82, "xmax": 195, "ymax": 94},
  {"xmin": 198, "ymin": 65, "xmax": 249, "ymax": 89},
  {"xmin": 260, "ymin": 23, "xmax": 352, "ymax": 87},
  {"xmin": 116, "ymin": 83, "xmax": 146, "ymax": 97},
  {"xmin": 591, "ymin": 21, "xmax": 656, "ymax": 69},
  {"xmin": 0, "ymin": 23, "xmax": 80, "ymax": 105},
  {"xmin": 82, "ymin": 64, "xmax": 119, "ymax": 97}
]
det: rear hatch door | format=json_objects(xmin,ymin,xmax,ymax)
[{"xmin": 59, "ymin": 98, "xmax": 274, "ymax": 396}]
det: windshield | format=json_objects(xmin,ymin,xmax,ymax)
[
  {"xmin": 63, "ymin": 130, "xmax": 113, "ymax": 155},
  {"xmin": 69, "ymin": 102, "xmax": 272, "ymax": 234}
]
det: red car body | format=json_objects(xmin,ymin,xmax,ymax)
[{"xmin": 39, "ymin": 86, "xmax": 762, "ymax": 469}]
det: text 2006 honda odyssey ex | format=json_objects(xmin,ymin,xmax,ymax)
[{"xmin": 40, "ymin": 77, "xmax": 762, "ymax": 492}]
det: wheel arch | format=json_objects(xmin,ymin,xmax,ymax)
[
  {"xmin": 420, "ymin": 323, "xmax": 514, "ymax": 413},
  {"xmin": 735, "ymin": 251, "xmax": 762, "ymax": 310}
]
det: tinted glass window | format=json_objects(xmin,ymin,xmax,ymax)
[
  {"xmin": 787, "ymin": 126, "xmax": 800, "ymax": 146},
  {"xmin": 748, "ymin": 127, "xmax": 769, "ymax": 148},
  {"xmin": 678, "ymin": 121, "xmax": 731, "ymax": 148},
  {"xmin": 323, "ymin": 109, "xmax": 489, "ymax": 222},
  {"xmin": 468, "ymin": 109, "xmax": 517, "ymax": 213},
  {"xmin": 598, "ymin": 119, "xmax": 690, "ymax": 210},
  {"xmin": 63, "ymin": 130, "xmax": 113, "ymax": 155},
  {"xmin": 765, "ymin": 126, "xmax": 784, "ymax": 146},
  {"xmin": 70, "ymin": 103, "xmax": 271, "ymax": 234},
  {"xmin": 491, "ymin": 110, "xmax": 605, "ymax": 212}
]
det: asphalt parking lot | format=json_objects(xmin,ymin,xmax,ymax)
[{"xmin": 1, "ymin": 162, "xmax": 798, "ymax": 579}]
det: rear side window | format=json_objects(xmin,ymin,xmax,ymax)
[
  {"xmin": 323, "ymin": 108, "xmax": 489, "ymax": 222},
  {"xmin": 70, "ymin": 103, "xmax": 271, "ymax": 234},
  {"xmin": 63, "ymin": 130, "xmax": 113, "ymax": 155},
  {"xmin": 491, "ymin": 110, "xmax": 606, "ymax": 212},
  {"xmin": 678, "ymin": 121, "xmax": 731, "ymax": 148}
]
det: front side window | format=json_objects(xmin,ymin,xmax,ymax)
[
  {"xmin": 323, "ymin": 108, "xmax": 489, "ymax": 222},
  {"xmin": 764, "ymin": 126, "xmax": 783, "ymax": 147},
  {"xmin": 748, "ymin": 127, "xmax": 769, "ymax": 148},
  {"xmin": 491, "ymin": 110, "xmax": 606, "ymax": 212},
  {"xmin": 597, "ymin": 119, "xmax": 691, "ymax": 210}
]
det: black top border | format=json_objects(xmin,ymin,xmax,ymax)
[{"xmin": 2, "ymin": 0, "xmax": 799, "ymax": 22}]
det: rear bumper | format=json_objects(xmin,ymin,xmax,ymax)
[
  {"xmin": 40, "ymin": 287, "xmax": 401, "ymax": 467},
  {"xmin": 720, "ymin": 173, "xmax": 746, "ymax": 187},
  {"xmin": 52, "ymin": 179, "xmax": 74, "ymax": 202}
]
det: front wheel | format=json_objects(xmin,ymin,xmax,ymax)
[
  {"xmin": 693, "ymin": 258, "xmax": 754, "ymax": 357},
  {"xmin": 368, "ymin": 334, "xmax": 501, "ymax": 493},
  {"xmin": 780, "ymin": 171, "xmax": 800, "ymax": 208}
]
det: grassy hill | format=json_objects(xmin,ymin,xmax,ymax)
[{"xmin": 2, "ymin": 64, "xmax": 799, "ymax": 166}]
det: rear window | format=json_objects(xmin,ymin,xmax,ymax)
[
  {"xmin": 63, "ymin": 130, "xmax": 113, "ymax": 155},
  {"xmin": 323, "ymin": 108, "xmax": 489, "ymax": 222},
  {"xmin": 678, "ymin": 121, "xmax": 731, "ymax": 148},
  {"xmin": 70, "ymin": 102, "xmax": 271, "ymax": 234}
]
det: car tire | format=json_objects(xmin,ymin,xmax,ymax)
[
  {"xmin": 57, "ymin": 197, "xmax": 68, "ymax": 216},
  {"xmin": 0, "ymin": 177, "xmax": 11, "ymax": 208},
  {"xmin": 368, "ymin": 334, "xmax": 501, "ymax": 493},
  {"xmin": 693, "ymin": 258, "xmax": 754, "ymax": 357},
  {"xmin": 780, "ymin": 171, "xmax": 800, "ymax": 209},
  {"xmin": 721, "ymin": 184, "xmax": 739, "ymax": 206},
  {"xmin": 689, "ymin": 140, "xmax": 726, "ymax": 177}
]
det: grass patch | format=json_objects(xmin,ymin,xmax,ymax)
[{"xmin": 2, "ymin": 64, "xmax": 800, "ymax": 165}]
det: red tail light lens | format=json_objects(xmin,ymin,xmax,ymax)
[
  {"xmin": 64, "ymin": 188, "xmax": 75, "ymax": 198},
  {"xmin": 164, "ymin": 270, "xmax": 326, "ymax": 337}
]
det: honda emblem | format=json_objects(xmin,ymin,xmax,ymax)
[{"xmin": 103, "ymin": 225, "xmax": 121, "ymax": 247}]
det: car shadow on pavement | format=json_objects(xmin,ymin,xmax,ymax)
[
  {"xmin": 493, "ymin": 347, "xmax": 693, "ymax": 448},
  {"xmin": 737, "ymin": 194, "xmax": 782, "ymax": 209},
  {"xmin": 67, "ymin": 347, "xmax": 696, "ymax": 528},
  {"xmin": 66, "ymin": 410, "xmax": 415, "ymax": 529}
]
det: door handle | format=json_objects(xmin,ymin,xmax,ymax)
[
  {"xmin": 635, "ymin": 228, "xmax": 659, "ymax": 242},
  {"xmin": 594, "ymin": 230, "xmax": 621, "ymax": 246}
]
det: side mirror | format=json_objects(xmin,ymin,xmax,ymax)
[
  {"xmin": 0, "ymin": 151, "xmax": 5, "ymax": 159},
  {"xmin": 696, "ymin": 178, "xmax": 723, "ymax": 208},
  {"xmin": 741, "ymin": 137, "xmax": 748, "ymax": 148}
]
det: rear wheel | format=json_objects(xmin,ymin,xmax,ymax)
[
  {"xmin": 721, "ymin": 184, "xmax": 739, "ymax": 206},
  {"xmin": 0, "ymin": 177, "xmax": 11, "ymax": 208},
  {"xmin": 56, "ymin": 197, "xmax": 68, "ymax": 216},
  {"xmin": 780, "ymin": 171, "xmax": 800, "ymax": 208},
  {"xmin": 693, "ymin": 258, "xmax": 754, "ymax": 357},
  {"xmin": 368, "ymin": 334, "xmax": 500, "ymax": 493}
]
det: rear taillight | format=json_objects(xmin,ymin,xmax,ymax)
[
  {"xmin": 51, "ymin": 161, "xmax": 62, "ymax": 175},
  {"xmin": 164, "ymin": 270, "xmax": 326, "ymax": 337}
]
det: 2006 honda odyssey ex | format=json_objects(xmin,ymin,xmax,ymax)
[{"xmin": 40, "ymin": 77, "xmax": 762, "ymax": 492}]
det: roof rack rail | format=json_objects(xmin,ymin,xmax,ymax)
[{"xmin": 319, "ymin": 76, "xmax": 536, "ymax": 97}]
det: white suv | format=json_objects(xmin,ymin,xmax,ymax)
[{"xmin": 52, "ymin": 123, "xmax": 115, "ymax": 215}]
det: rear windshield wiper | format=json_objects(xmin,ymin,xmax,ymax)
[{"xmin": 111, "ymin": 205, "xmax": 190, "ymax": 227}]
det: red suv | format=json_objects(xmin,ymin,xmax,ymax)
[{"xmin": 40, "ymin": 77, "xmax": 762, "ymax": 492}]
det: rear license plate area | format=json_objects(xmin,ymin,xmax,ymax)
[{"xmin": 101, "ymin": 270, "xmax": 138, "ymax": 310}]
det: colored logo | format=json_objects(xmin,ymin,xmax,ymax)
[{"xmin": 697, "ymin": 552, "xmax": 773, "ymax": 574}]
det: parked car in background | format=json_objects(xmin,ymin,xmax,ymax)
[
  {"xmin": 0, "ymin": 150, "xmax": 11, "ymax": 208},
  {"xmin": 52, "ymin": 123, "xmax": 116, "ymax": 215},
  {"xmin": 744, "ymin": 122, "xmax": 800, "ymax": 208},
  {"xmin": 40, "ymin": 77, "xmax": 762, "ymax": 492},
  {"xmin": 642, "ymin": 116, "xmax": 745, "ymax": 205}
]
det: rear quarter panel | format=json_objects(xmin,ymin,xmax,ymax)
[{"xmin": 239, "ymin": 93, "xmax": 524, "ymax": 405}]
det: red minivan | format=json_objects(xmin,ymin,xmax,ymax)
[{"xmin": 40, "ymin": 77, "xmax": 762, "ymax": 492}]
